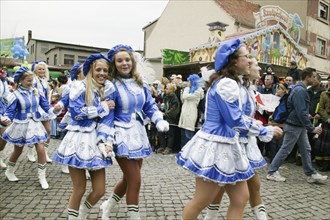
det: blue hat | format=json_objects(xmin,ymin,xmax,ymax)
[
  {"xmin": 83, "ymin": 54, "xmax": 110, "ymax": 76},
  {"xmin": 31, "ymin": 60, "xmax": 43, "ymax": 71},
  {"xmin": 214, "ymin": 38, "xmax": 241, "ymax": 72},
  {"xmin": 70, "ymin": 62, "xmax": 81, "ymax": 81},
  {"xmin": 14, "ymin": 66, "xmax": 30, "ymax": 83},
  {"xmin": 107, "ymin": 44, "xmax": 134, "ymax": 62}
]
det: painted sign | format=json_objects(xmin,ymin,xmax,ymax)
[
  {"xmin": 162, "ymin": 49, "xmax": 190, "ymax": 65},
  {"xmin": 0, "ymin": 38, "xmax": 24, "ymax": 57},
  {"xmin": 190, "ymin": 25, "xmax": 307, "ymax": 69},
  {"xmin": 253, "ymin": 5, "xmax": 304, "ymax": 43}
]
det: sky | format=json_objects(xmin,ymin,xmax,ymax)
[{"xmin": 0, "ymin": 0, "xmax": 169, "ymax": 50}]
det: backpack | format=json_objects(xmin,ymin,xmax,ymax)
[{"xmin": 272, "ymin": 93, "xmax": 290, "ymax": 123}]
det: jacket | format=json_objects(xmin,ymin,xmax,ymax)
[{"xmin": 286, "ymin": 82, "xmax": 314, "ymax": 132}]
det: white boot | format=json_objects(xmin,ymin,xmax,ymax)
[
  {"xmin": 44, "ymin": 144, "xmax": 52, "ymax": 163},
  {"xmin": 61, "ymin": 165, "xmax": 70, "ymax": 174},
  {"xmin": 204, "ymin": 204, "xmax": 220, "ymax": 220},
  {"xmin": 0, "ymin": 150, "xmax": 7, "ymax": 168},
  {"xmin": 68, "ymin": 208, "xmax": 79, "ymax": 219},
  {"xmin": 78, "ymin": 201, "xmax": 92, "ymax": 220},
  {"xmin": 100, "ymin": 193, "xmax": 120, "ymax": 220},
  {"xmin": 38, "ymin": 163, "xmax": 49, "ymax": 189},
  {"xmin": 252, "ymin": 204, "xmax": 268, "ymax": 220},
  {"xmin": 127, "ymin": 205, "xmax": 141, "ymax": 220},
  {"xmin": 5, "ymin": 162, "xmax": 18, "ymax": 181},
  {"xmin": 27, "ymin": 146, "xmax": 36, "ymax": 162}
]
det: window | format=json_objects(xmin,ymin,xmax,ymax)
[
  {"xmin": 319, "ymin": 1, "xmax": 329, "ymax": 21},
  {"xmin": 316, "ymin": 38, "xmax": 326, "ymax": 56},
  {"xmin": 40, "ymin": 43, "xmax": 49, "ymax": 53},
  {"xmin": 31, "ymin": 44, "xmax": 34, "ymax": 54},
  {"xmin": 78, "ymin": 56, "xmax": 87, "ymax": 63},
  {"xmin": 54, "ymin": 54, "xmax": 57, "ymax": 65},
  {"xmin": 46, "ymin": 58, "xmax": 49, "ymax": 64},
  {"xmin": 64, "ymin": 54, "xmax": 74, "ymax": 65}
]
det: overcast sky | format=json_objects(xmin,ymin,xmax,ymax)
[{"xmin": 0, "ymin": 0, "xmax": 169, "ymax": 50}]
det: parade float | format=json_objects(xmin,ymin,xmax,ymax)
[{"xmin": 163, "ymin": 5, "xmax": 308, "ymax": 79}]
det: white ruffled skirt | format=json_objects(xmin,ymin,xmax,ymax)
[
  {"xmin": 242, "ymin": 136, "xmax": 266, "ymax": 170},
  {"xmin": 176, "ymin": 130, "xmax": 254, "ymax": 185},
  {"xmin": 53, "ymin": 129, "xmax": 112, "ymax": 170},
  {"xmin": 2, "ymin": 119, "xmax": 48, "ymax": 146},
  {"xmin": 114, "ymin": 120, "xmax": 152, "ymax": 159}
]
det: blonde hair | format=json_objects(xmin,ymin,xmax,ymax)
[
  {"xmin": 17, "ymin": 71, "xmax": 38, "ymax": 96},
  {"xmin": 84, "ymin": 59, "xmax": 109, "ymax": 106},
  {"xmin": 109, "ymin": 48, "xmax": 143, "ymax": 86},
  {"xmin": 34, "ymin": 61, "xmax": 49, "ymax": 80}
]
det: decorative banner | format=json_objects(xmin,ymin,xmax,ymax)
[
  {"xmin": 253, "ymin": 5, "xmax": 304, "ymax": 43},
  {"xmin": 162, "ymin": 49, "xmax": 190, "ymax": 65},
  {"xmin": 0, "ymin": 37, "xmax": 29, "ymax": 59}
]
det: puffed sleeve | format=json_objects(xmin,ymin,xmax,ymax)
[
  {"xmin": 142, "ymin": 82, "xmax": 163, "ymax": 125},
  {"xmin": 69, "ymin": 81, "xmax": 109, "ymax": 121},
  {"xmin": 3, "ymin": 93, "xmax": 18, "ymax": 122}
]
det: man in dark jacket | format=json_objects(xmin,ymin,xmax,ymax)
[
  {"xmin": 287, "ymin": 61, "xmax": 300, "ymax": 84},
  {"xmin": 157, "ymin": 83, "xmax": 181, "ymax": 154},
  {"xmin": 267, "ymin": 67, "xmax": 327, "ymax": 183}
]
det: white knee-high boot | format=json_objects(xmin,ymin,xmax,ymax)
[
  {"xmin": 44, "ymin": 143, "xmax": 52, "ymax": 163},
  {"xmin": 127, "ymin": 205, "xmax": 141, "ymax": 220},
  {"xmin": 68, "ymin": 208, "xmax": 79, "ymax": 219},
  {"xmin": 78, "ymin": 201, "xmax": 92, "ymax": 220},
  {"xmin": 0, "ymin": 150, "xmax": 7, "ymax": 168},
  {"xmin": 5, "ymin": 161, "xmax": 18, "ymax": 181},
  {"xmin": 38, "ymin": 163, "xmax": 49, "ymax": 189},
  {"xmin": 27, "ymin": 146, "xmax": 36, "ymax": 162},
  {"xmin": 100, "ymin": 192, "xmax": 121, "ymax": 220},
  {"xmin": 204, "ymin": 204, "xmax": 220, "ymax": 220},
  {"xmin": 252, "ymin": 204, "xmax": 268, "ymax": 220}
]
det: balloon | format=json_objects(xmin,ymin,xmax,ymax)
[
  {"xmin": 18, "ymin": 54, "xmax": 24, "ymax": 60},
  {"xmin": 23, "ymin": 49, "xmax": 29, "ymax": 56},
  {"xmin": 13, "ymin": 66, "xmax": 20, "ymax": 72}
]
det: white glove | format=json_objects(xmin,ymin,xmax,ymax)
[
  {"xmin": 98, "ymin": 143, "xmax": 115, "ymax": 158},
  {"xmin": 156, "ymin": 120, "xmax": 169, "ymax": 132}
]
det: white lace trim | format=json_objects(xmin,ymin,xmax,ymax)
[
  {"xmin": 197, "ymin": 130, "xmax": 238, "ymax": 144},
  {"xmin": 66, "ymin": 122, "xmax": 97, "ymax": 132}
]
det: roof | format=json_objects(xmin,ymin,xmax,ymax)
[
  {"xmin": 214, "ymin": 0, "xmax": 260, "ymax": 28},
  {"xmin": 27, "ymin": 38, "xmax": 109, "ymax": 51},
  {"xmin": 45, "ymin": 46, "xmax": 107, "ymax": 54}
]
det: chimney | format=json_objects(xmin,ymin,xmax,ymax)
[
  {"xmin": 207, "ymin": 21, "xmax": 228, "ymax": 43},
  {"xmin": 28, "ymin": 30, "xmax": 32, "ymax": 41}
]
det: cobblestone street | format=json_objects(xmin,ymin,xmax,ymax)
[{"xmin": 0, "ymin": 139, "xmax": 329, "ymax": 219}]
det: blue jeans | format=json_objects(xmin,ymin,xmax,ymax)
[{"xmin": 268, "ymin": 123, "xmax": 316, "ymax": 176}]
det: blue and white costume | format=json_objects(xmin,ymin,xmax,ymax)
[
  {"xmin": 33, "ymin": 76, "xmax": 54, "ymax": 121},
  {"xmin": 112, "ymin": 78, "xmax": 164, "ymax": 159},
  {"xmin": 2, "ymin": 87, "xmax": 57, "ymax": 146},
  {"xmin": 177, "ymin": 77, "xmax": 269, "ymax": 185},
  {"xmin": 53, "ymin": 80, "xmax": 115, "ymax": 170},
  {"xmin": 239, "ymin": 84, "xmax": 273, "ymax": 169}
]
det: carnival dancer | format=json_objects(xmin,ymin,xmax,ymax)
[
  {"xmin": 55, "ymin": 62, "xmax": 85, "ymax": 174},
  {"xmin": 0, "ymin": 69, "xmax": 16, "ymax": 168},
  {"xmin": 53, "ymin": 54, "xmax": 116, "ymax": 219},
  {"xmin": 2, "ymin": 66, "xmax": 62, "ymax": 189},
  {"xmin": 204, "ymin": 57, "xmax": 283, "ymax": 220},
  {"xmin": 100, "ymin": 44, "xmax": 169, "ymax": 220},
  {"xmin": 176, "ymin": 39, "xmax": 277, "ymax": 220},
  {"xmin": 26, "ymin": 61, "xmax": 53, "ymax": 163}
]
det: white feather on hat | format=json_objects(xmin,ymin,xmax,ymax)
[{"xmin": 134, "ymin": 53, "xmax": 156, "ymax": 84}]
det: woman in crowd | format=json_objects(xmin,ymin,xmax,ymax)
[
  {"xmin": 178, "ymin": 74, "xmax": 204, "ymax": 147},
  {"xmin": 2, "ymin": 66, "xmax": 61, "ymax": 189},
  {"xmin": 100, "ymin": 44, "xmax": 169, "ymax": 220},
  {"xmin": 0, "ymin": 69, "xmax": 15, "ymax": 168},
  {"xmin": 315, "ymin": 76, "xmax": 330, "ymax": 171},
  {"xmin": 176, "ymin": 39, "xmax": 279, "ymax": 220},
  {"xmin": 53, "ymin": 54, "xmax": 116, "ymax": 219},
  {"xmin": 27, "ymin": 61, "xmax": 53, "ymax": 162},
  {"xmin": 204, "ymin": 57, "xmax": 282, "ymax": 220}
]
